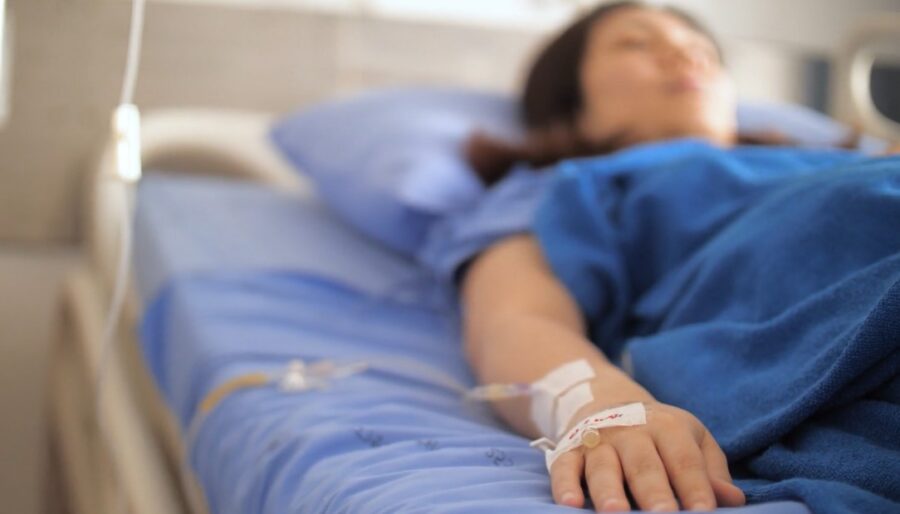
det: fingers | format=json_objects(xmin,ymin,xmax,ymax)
[
  {"xmin": 653, "ymin": 428, "xmax": 716, "ymax": 511},
  {"xmin": 584, "ymin": 443, "xmax": 630, "ymax": 512},
  {"xmin": 615, "ymin": 433, "xmax": 678, "ymax": 512},
  {"xmin": 711, "ymin": 478, "xmax": 747, "ymax": 508},
  {"xmin": 550, "ymin": 450, "xmax": 585, "ymax": 507},
  {"xmin": 700, "ymin": 432, "xmax": 746, "ymax": 507},
  {"xmin": 550, "ymin": 403, "xmax": 746, "ymax": 513}
]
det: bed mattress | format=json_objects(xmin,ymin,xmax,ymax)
[{"xmin": 134, "ymin": 173, "xmax": 812, "ymax": 514}]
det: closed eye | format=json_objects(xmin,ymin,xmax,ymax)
[{"xmin": 614, "ymin": 36, "xmax": 651, "ymax": 50}]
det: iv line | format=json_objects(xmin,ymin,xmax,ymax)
[{"xmin": 93, "ymin": 0, "xmax": 146, "ymax": 512}]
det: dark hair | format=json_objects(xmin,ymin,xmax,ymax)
[
  {"xmin": 466, "ymin": 1, "xmax": 852, "ymax": 186},
  {"xmin": 522, "ymin": 1, "xmax": 721, "ymax": 131}
]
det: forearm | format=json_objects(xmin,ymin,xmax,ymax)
[
  {"xmin": 460, "ymin": 236, "xmax": 746, "ymax": 511},
  {"xmin": 461, "ymin": 235, "xmax": 655, "ymax": 440},
  {"xmin": 467, "ymin": 308, "xmax": 654, "ymax": 439}
]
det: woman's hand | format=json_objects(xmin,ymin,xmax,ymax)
[
  {"xmin": 460, "ymin": 236, "xmax": 745, "ymax": 510},
  {"xmin": 549, "ymin": 401, "xmax": 746, "ymax": 512}
]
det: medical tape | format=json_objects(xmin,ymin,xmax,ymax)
[
  {"xmin": 533, "ymin": 359, "xmax": 595, "ymax": 396},
  {"xmin": 529, "ymin": 359, "xmax": 596, "ymax": 438},
  {"xmin": 530, "ymin": 402, "xmax": 647, "ymax": 472},
  {"xmin": 554, "ymin": 382, "xmax": 594, "ymax": 438},
  {"xmin": 530, "ymin": 388, "xmax": 557, "ymax": 438}
]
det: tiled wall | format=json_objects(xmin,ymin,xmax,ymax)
[
  {"xmin": 0, "ymin": 0, "xmax": 543, "ymax": 244},
  {"xmin": 0, "ymin": 0, "xmax": 847, "ymax": 245},
  {"xmin": 1, "ymin": 0, "xmax": 337, "ymax": 244}
]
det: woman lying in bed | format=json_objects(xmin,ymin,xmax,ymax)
[{"xmin": 458, "ymin": 1, "xmax": 900, "ymax": 512}]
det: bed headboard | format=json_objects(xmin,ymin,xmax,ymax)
[
  {"xmin": 7, "ymin": 1, "xmax": 898, "ymax": 244},
  {"xmin": 832, "ymin": 13, "xmax": 900, "ymax": 141},
  {"xmin": 84, "ymin": 108, "xmax": 312, "ymax": 296}
]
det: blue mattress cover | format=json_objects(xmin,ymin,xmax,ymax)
[
  {"xmin": 135, "ymin": 174, "xmax": 811, "ymax": 514},
  {"xmin": 133, "ymin": 174, "xmax": 429, "ymax": 306}
]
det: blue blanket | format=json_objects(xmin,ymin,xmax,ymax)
[{"xmin": 531, "ymin": 140, "xmax": 900, "ymax": 513}]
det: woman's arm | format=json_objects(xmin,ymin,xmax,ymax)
[
  {"xmin": 461, "ymin": 234, "xmax": 746, "ymax": 512},
  {"xmin": 461, "ymin": 234, "xmax": 654, "ymax": 438}
]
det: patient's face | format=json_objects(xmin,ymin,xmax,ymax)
[{"xmin": 578, "ymin": 7, "xmax": 737, "ymax": 148}]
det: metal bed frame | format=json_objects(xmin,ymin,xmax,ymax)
[{"xmin": 45, "ymin": 109, "xmax": 306, "ymax": 514}]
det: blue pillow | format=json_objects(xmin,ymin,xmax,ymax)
[
  {"xmin": 270, "ymin": 87, "xmax": 884, "ymax": 256},
  {"xmin": 736, "ymin": 100, "xmax": 886, "ymax": 152},
  {"xmin": 270, "ymin": 87, "xmax": 522, "ymax": 254}
]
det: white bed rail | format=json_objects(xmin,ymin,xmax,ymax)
[
  {"xmin": 58, "ymin": 108, "xmax": 313, "ymax": 514},
  {"xmin": 833, "ymin": 13, "xmax": 900, "ymax": 142},
  {"xmin": 86, "ymin": 108, "xmax": 311, "ymax": 296}
]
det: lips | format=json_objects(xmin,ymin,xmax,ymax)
[{"xmin": 667, "ymin": 74, "xmax": 705, "ymax": 93}]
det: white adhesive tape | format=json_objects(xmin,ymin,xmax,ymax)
[
  {"xmin": 529, "ymin": 359, "xmax": 595, "ymax": 438},
  {"xmin": 530, "ymin": 388, "xmax": 557, "ymax": 439},
  {"xmin": 533, "ymin": 359, "xmax": 595, "ymax": 396},
  {"xmin": 554, "ymin": 382, "xmax": 594, "ymax": 438},
  {"xmin": 540, "ymin": 402, "xmax": 647, "ymax": 472}
]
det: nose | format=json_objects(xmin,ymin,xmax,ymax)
[{"xmin": 661, "ymin": 42, "xmax": 707, "ymax": 72}]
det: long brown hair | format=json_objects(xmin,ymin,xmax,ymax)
[{"xmin": 466, "ymin": 1, "xmax": 854, "ymax": 186}]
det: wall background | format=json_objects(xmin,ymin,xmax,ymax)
[{"xmin": 1, "ymin": 0, "xmax": 898, "ymax": 245}]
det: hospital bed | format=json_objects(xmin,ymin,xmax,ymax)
[
  {"xmin": 46, "ymin": 109, "xmax": 305, "ymax": 514},
  {"xmin": 45, "ymin": 17, "xmax": 900, "ymax": 514}
]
